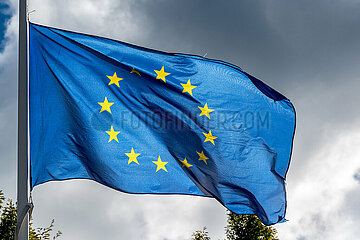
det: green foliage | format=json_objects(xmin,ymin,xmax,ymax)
[
  {"xmin": 192, "ymin": 227, "xmax": 211, "ymax": 240},
  {"xmin": 0, "ymin": 190, "xmax": 4, "ymax": 206},
  {"xmin": 0, "ymin": 190, "xmax": 62, "ymax": 240},
  {"xmin": 29, "ymin": 219, "xmax": 62, "ymax": 240},
  {"xmin": 191, "ymin": 211, "xmax": 279, "ymax": 240},
  {"xmin": 225, "ymin": 212, "xmax": 278, "ymax": 240},
  {"xmin": 0, "ymin": 191, "xmax": 17, "ymax": 240}
]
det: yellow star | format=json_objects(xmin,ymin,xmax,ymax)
[
  {"xmin": 125, "ymin": 148, "xmax": 141, "ymax": 164},
  {"xmin": 152, "ymin": 156, "xmax": 168, "ymax": 172},
  {"xmin": 196, "ymin": 151, "xmax": 209, "ymax": 165},
  {"xmin": 130, "ymin": 67, "xmax": 141, "ymax": 76},
  {"xmin": 180, "ymin": 79, "xmax": 197, "ymax": 96},
  {"xmin": 98, "ymin": 97, "xmax": 114, "ymax": 114},
  {"xmin": 107, "ymin": 72, "xmax": 123, "ymax": 87},
  {"xmin": 203, "ymin": 130, "xmax": 218, "ymax": 145},
  {"xmin": 198, "ymin": 103, "xmax": 214, "ymax": 119},
  {"xmin": 179, "ymin": 157, "xmax": 193, "ymax": 168},
  {"xmin": 154, "ymin": 66, "xmax": 170, "ymax": 83},
  {"xmin": 106, "ymin": 126, "xmax": 120, "ymax": 143}
]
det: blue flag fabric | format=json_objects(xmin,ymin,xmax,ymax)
[{"xmin": 29, "ymin": 23, "xmax": 295, "ymax": 225}]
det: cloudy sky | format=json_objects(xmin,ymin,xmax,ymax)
[{"xmin": 1, "ymin": 0, "xmax": 360, "ymax": 239}]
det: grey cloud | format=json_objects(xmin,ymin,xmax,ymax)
[
  {"xmin": 119, "ymin": 0, "xmax": 360, "ymax": 86},
  {"xmin": 341, "ymin": 187, "xmax": 360, "ymax": 219},
  {"xmin": 297, "ymin": 237, "xmax": 307, "ymax": 240},
  {"xmin": 354, "ymin": 169, "xmax": 360, "ymax": 182}
]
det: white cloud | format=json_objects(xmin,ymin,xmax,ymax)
[
  {"xmin": 29, "ymin": 0, "xmax": 148, "ymax": 44},
  {"xmin": 0, "ymin": 0, "xmax": 18, "ymax": 197},
  {"xmin": 31, "ymin": 181, "xmax": 227, "ymax": 240},
  {"xmin": 276, "ymin": 128, "xmax": 360, "ymax": 240}
]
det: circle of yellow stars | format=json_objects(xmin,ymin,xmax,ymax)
[{"xmin": 97, "ymin": 65, "xmax": 217, "ymax": 173}]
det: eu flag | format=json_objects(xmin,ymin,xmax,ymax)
[{"xmin": 29, "ymin": 23, "xmax": 295, "ymax": 225}]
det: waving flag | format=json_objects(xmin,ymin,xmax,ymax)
[{"xmin": 29, "ymin": 23, "xmax": 295, "ymax": 225}]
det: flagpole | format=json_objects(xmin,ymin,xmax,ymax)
[{"xmin": 17, "ymin": 0, "xmax": 29, "ymax": 238}]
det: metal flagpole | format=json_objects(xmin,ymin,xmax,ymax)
[{"xmin": 17, "ymin": 0, "xmax": 29, "ymax": 239}]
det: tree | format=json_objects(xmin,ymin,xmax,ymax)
[
  {"xmin": 0, "ymin": 190, "xmax": 62, "ymax": 240},
  {"xmin": 0, "ymin": 190, "xmax": 16, "ymax": 239},
  {"xmin": 192, "ymin": 227, "xmax": 210, "ymax": 240},
  {"xmin": 191, "ymin": 211, "xmax": 279, "ymax": 240},
  {"xmin": 225, "ymin": 212, "xmax": 278, "ymax": 240}
]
